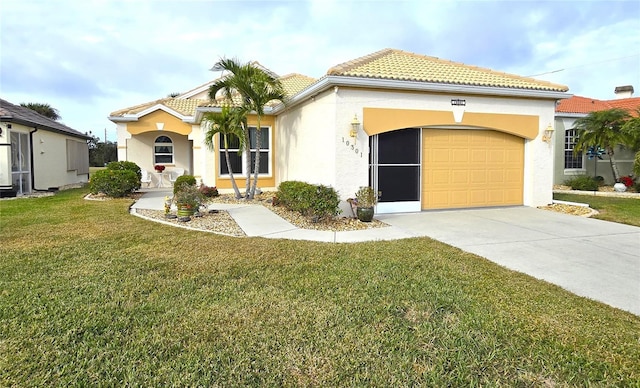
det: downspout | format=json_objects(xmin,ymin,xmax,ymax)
[{"xmin": 29, "ymin": 126, "xmax": 48, "ymax": 192}]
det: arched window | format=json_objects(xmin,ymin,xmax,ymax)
[{"xmin": 154, "ymin": 136, "xmax": 173, "ymax": 164}]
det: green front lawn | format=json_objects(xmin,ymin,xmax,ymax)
[
  {"xmin": 2, "ymin": 189, "xmax": 639, "ymax": 386},
  {"xmin": 554, "ymin": 193, "xmax": 640, "ymax": 227}
]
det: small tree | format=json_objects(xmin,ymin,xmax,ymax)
[
  {"xmin": 202, "ymin": 105, "xmax": 248, "ymax": 199},
  {"xmin": 573, "ymin": 108, "xmax": 632, "ymax": 182},
  {"xmin": 20, "ymin": 102, "xmax": 61, "ymax": 120},
  {"xmin": 208, "ymin": 58, "xmax": 286, "ymax": 199},
  {"xmin": 621, "ymin": 109, "xmax": 640, "ymax": 176}
]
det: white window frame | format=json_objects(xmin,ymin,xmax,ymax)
[
  {"xmin": 563, "ymin": 128, "xmax": 584, "ymax": 171},
  {"xmin": 218, "ymin": 126, "xmax": 271, "ymax": 177},
  {"xmin": 154, "ymin": 135, "xmax": 174, "ymax": 165}
]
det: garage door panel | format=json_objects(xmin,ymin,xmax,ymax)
[{"xmin": 422, "ymin": 129, "xmax": 524, "ymax": 209}]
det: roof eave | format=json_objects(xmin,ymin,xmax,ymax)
[
  {"xmin": 273, "ymin": 76, "xmax": 571, "ymax": 113},
  {"xmin": 1, "ymin": 116, "xmax": 91, "ymax": 140}
]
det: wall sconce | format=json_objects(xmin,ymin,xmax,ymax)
[
  {"xmin": 350, "ymin": 115, "xmax": 360, "ymax": 138},
  {"xmin": 542, "ymin": 124, "xmax": 554, "ymax": 143}
]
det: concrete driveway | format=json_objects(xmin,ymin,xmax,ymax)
[{"xmin": 378, "ymin": 207, "xmax": 640, "ymax": 316}]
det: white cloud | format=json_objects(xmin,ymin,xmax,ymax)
[{"xmin": 1, "ymin": 0, "xmax": 639, "ymax": 142}]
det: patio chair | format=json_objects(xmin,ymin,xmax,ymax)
[
  {"xmin": 168, "ymin": 168, "xmax": 185, "ymax": 186},
  {"xmin": 140, "ymin": 169, "xmax": 152, "ymax": 187}
]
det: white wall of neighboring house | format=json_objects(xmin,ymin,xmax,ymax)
[{"xmin": 8, "ymin": 122, "xmax": 88, "ymax": 192}]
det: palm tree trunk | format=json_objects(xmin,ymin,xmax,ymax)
[
  {"xmin": 223, "ymin": 134, "xmax": 242, "ymax": 199},
  {"xmin": 244, "ymin": 124, "xmax": 251, "ymax": 199},
  {"xmin": 607, "ymin": 147, "xmax": 622, "ymax": 182},
  {"xmin": 249, "ymin": 116, "xmax": 262, "ymax": 200}
]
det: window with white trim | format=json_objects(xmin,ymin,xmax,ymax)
[
  {"xmin": 218, "ymin": 126, "xmax": 270, "ymax": 175},
  {"xmin": 564, "ymin": 129, "xmax": 583, "ymax": 169},
  {"xmin": 154, "ymin": 136, "xmax": 173, "ymax": 164}
]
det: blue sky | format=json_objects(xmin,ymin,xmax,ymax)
[{"xmin": 1, "ymin": 0, "xmax": 639, "ymax": 142}]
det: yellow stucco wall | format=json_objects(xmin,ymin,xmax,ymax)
[
  {"xmin": 127, "ymin": 110, "xmax": 192, "ymax": 136},
  {"xmin": 214, "ymin": 114, "xmax": 276, "ymax": 189},
  {"xmin": 363, "ymin": 107, "xmax": 539, "ymax": 139}
]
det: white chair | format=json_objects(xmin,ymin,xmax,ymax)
[
  {"xmin": 140, "ymin": 169, "xmax": 152, "ymax": 187},
  {"xmin": 168, "ymin": 168, "xmax": 185, "ymax": 186}
]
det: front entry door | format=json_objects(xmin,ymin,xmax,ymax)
[{"xmin": 369, "ymin": 128, "xmax": 421, "ymax": 213}]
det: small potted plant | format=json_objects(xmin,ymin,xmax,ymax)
[
  {"xmin": 154, "ymin": 164, "xmax": 166, "ymax": 173},
  {"xmin": 354, "ymin": 186, "xmax": 377, "ymax": 222},
  {"xmin": 173, "ymin": 182, "xmax": 204, "ymax": 217}
]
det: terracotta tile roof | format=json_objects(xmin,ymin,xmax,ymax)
[
  {"xmin": 327, "ymin": 48, "xmax": 569, "ymax": 92},
  {"xmin": 0, "ymin": 98, "xmax": 89, "ymax": 139},
  {"xmin": 556, "ymin": 96, "xmax": 640, "ymax": 116},
  {"xmin": 609, "ymin": 97, "xmax": 640, "ymax": 114}
]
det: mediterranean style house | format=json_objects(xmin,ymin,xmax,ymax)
[
  {"xmin": 109, "ymin": 48, "xmax": 569, "ymax": 213},
  {"xmin": 554, "ymin": 86, "xmax": 639, "ymax": 185},
  {"xmin": 0, "ymin": 98, "xmax": 90, "ymax": 196}
]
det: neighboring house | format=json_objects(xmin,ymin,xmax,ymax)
[
  {"xmin": 554, "ymin": 86, "xmax": 639, "ymax": 185},
  {"xmin": 0, "ymin": 98, "xmax": 90, "ymax": 196},
  {"xmin": 110, "ymin": 48, "xmax": 569, "ymax": 213}
]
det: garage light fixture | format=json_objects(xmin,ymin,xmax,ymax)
[
  {"xmin": 542, "ymin": 124, "xmax": 554, "ymax": 143},
  {"xmin": 350, "ymin": 115, "xmax": 360, "ymax": 138}
]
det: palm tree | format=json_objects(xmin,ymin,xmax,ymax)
[
  {"xmin": 573, "ymin": 108, "xmax": 632, "ymax": 182},
  {"xmin": 202, "ymin": 105, "xmax": 248, "ymax": 199},
  {"xmin": 208, "ymin": 58, "xmax": 286, "ymax": 199},
  {"xmin": 621, "ymin": 109, "xmax": 640, "ymax": 176},
  {"xmin": 20, "ymin": 102, "xmax": 61, "ymax": 120}
]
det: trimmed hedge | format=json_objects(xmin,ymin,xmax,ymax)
[
  {"xmin": 89, "ymin": 169, "xmax": 139, "ymax": 197},
  {"xmin": 276, "ymin": 181, "xmax": 340, "ymax": 220},
  {"xmin": 564, "ymin": 175, "xmax": 599, "ymax": 191},
  {"xmin": 106, "ymin": 161, "xmax": 141, "ymax": 182}
]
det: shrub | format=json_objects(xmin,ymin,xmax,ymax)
[
  {"xmin": 310, "ymin": 185, "xmax": 341, "ymax": 220},
  {"xmin": 276, "ymin": 181, "xmax": 340, "ymax": 220},
  {"xmin": 107, "ymin": 161, "xmax": 141, "ymax": 182},
  {"xmin": 564, "ymin": 175, "xmax": 599, "ymax": 191},
  {"xmin": 173, "ymin": 175, "xmax": 197, "ymax": 195},
  {"xmin": 89, "ymin": 169, "xmax": 139, "ymax": 197},
  {"xmin": 199, "ymin": 183, "xmax": 219, "ymax": 198}
]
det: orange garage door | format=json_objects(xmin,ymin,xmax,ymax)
[{"xmin": 422, "ymin": 129, "xmax": 524, "ymax": 209}]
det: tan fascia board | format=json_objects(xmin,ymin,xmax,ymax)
[{"xmin": 272, "ymin": 76, "xmax": 571, "ymax": 114}]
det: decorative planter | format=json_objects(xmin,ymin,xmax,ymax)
[
  {"xmin": 356, "ymin": 206, "xmax": 374, "ymax": 222},
  {"xmin": 177, "ymin": 204, "xmax": 196, "ymax": 217},
  {"xmin": 613, "ymin": 183, "xmax": 627, "ymax": 192}
]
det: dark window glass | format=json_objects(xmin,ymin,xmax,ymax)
[
  {"xmin": 155, "ymin": 154, "xmax": 173, "ymax": 164},
  {"xmin": 219, "ymin": 133, "xmax": 241, "ymax": 150},
  {"xmin": 249, "ymin": 127, "xmax": 269, "ymax": 149},
  {"xmin": 220, "ymin": 152, "xmax": 243, "ymax": 174},
  {"xmin": 377, "ymin": 166, "xmax": 420, "ymax": 202},
  {"xmin": 155, "ymin": 136, "xmax": 172, "ymax": 143},
  {"xmin": 250, "ymin": 152, "xmax": 269, "ymax": 174},
  {"xmin": 378, "ymin": 129, "xmax": 420, "ymax": 164}
]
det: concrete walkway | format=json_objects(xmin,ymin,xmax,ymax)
[{"xmin": 131, "ymin": 190, "xmax": 640, "ymax": 316}]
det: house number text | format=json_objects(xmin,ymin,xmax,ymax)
[{"xmin": 342, "ymin": 137, "xmax": 363, "ymax": 157}]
